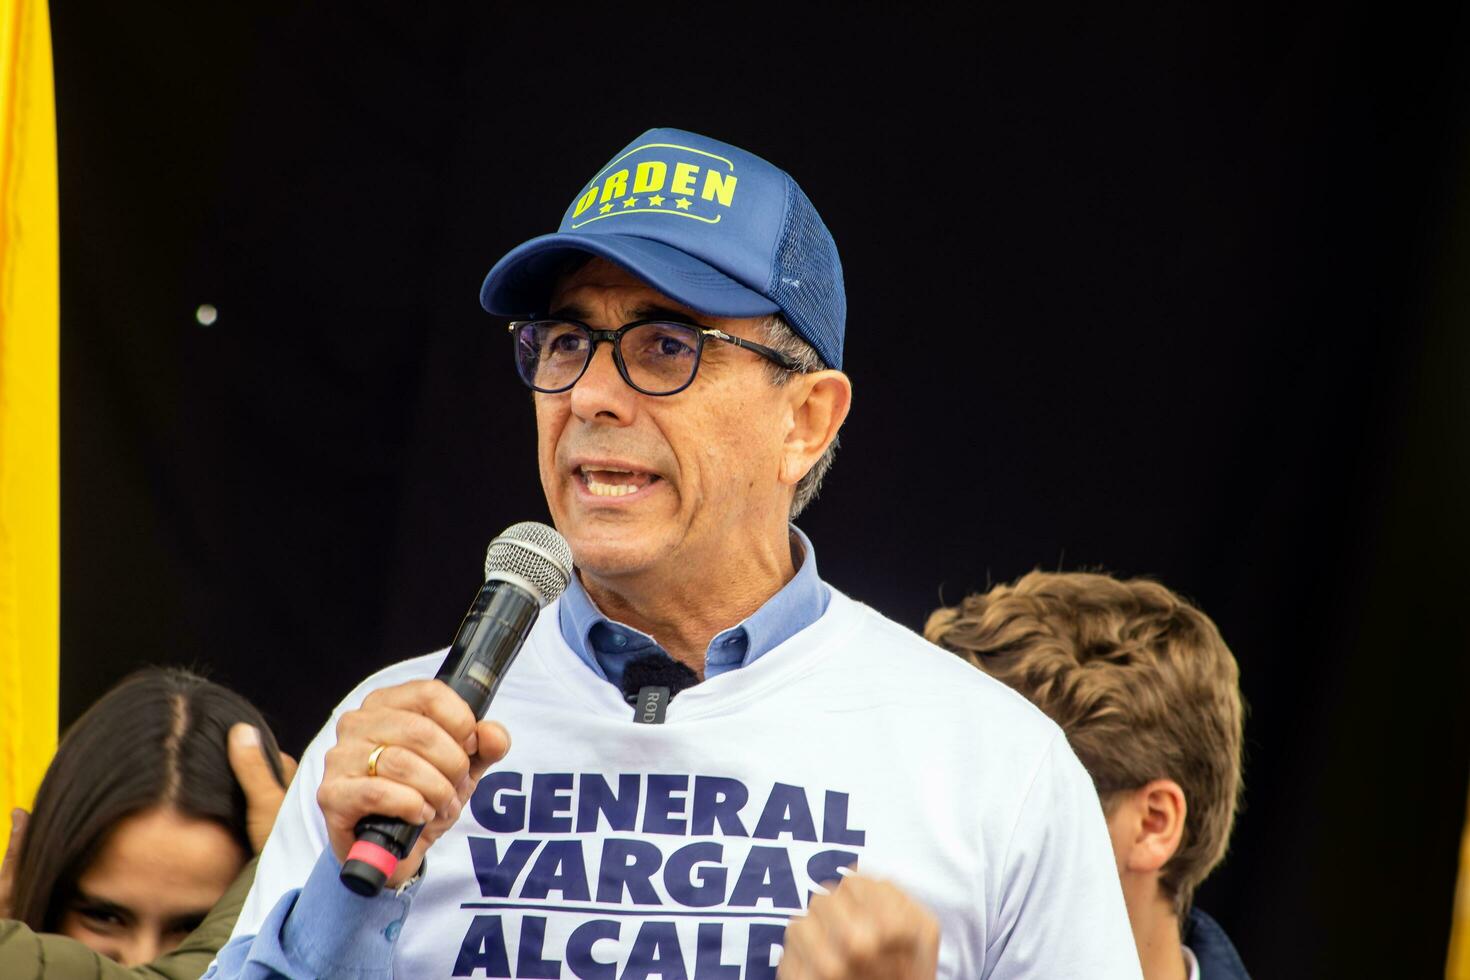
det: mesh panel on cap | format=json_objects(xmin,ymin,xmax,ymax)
[
  {"xmin": 768, "ymin": 177, "xmax": 845, "ymax": 369},
  {"xmin": 484, "ymin": 522, "xmax": 574, "ymax": 607}
]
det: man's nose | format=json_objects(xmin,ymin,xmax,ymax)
[{"xmin": 568, "ymin": 341, "xmax": 637, "ymax": 423}]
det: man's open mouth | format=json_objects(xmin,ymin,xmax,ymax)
[{"xmin": 578, "ymin": 466, "xmax": 660, "ymax": 498}]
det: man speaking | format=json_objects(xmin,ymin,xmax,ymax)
[{"xmin": 209, "ymin": 129, "xmax": 1141, "ymax": 978}]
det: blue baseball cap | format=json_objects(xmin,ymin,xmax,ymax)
[{"xmin": 480, "ymin": 127, "xmax": 845, "ymax": 369}]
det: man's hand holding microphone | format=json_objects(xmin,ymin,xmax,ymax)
[
  {"xmin": 318, "ymin": 681, "xmax": 512, "ymax": 889},
  {"xmin": 328, "ymin": 522, "xmax": 571, "ymax": 895}
]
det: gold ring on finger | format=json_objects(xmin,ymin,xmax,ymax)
[{"xmin": 366, "ymin": 743, "xmax": 389, "ymax": 779}]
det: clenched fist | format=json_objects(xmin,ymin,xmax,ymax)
[
  {"xmin": 779, "ymin": 873, "xmax": 940, "ymax": 980},
  {"xmin": 317, "ymin": 679, "xmax": 511, "ymax": 887}
]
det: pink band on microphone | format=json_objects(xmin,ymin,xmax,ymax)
[{"xmin": 346, "ymin": 840, "xmax": 399, "ymax": 879}]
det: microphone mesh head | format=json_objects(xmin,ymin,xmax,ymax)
[{"xmin": 483, "ymin": 522, "xmax": 573, "ymax": 607}]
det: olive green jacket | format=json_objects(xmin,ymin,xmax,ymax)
[{"xmin": 0, "ymin": 857, "xmax": 255, "ymax": 980}]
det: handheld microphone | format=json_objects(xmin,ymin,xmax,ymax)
[{"xmin": 339, "ymin": 521, "xmax": 572, "ymax": 896}]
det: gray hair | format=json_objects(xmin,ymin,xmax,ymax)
[{"xmin": 758, "ymin": 315, "xmax": 839, "ymax": 517}]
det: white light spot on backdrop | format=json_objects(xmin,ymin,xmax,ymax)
[{"xmin": 195, "ymin": 304, "xmax": 218, "ymax": 326}]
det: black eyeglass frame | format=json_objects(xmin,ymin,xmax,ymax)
[{"xmin": 507, "ymin": 317, "xmax": 804, "ymax": 396}]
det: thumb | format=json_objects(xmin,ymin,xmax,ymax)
[
  {"xmin": 229, "ymin": 724, "xmax": 289, "ymax": 854},
  {"xmin": 228, "ymin": 724, "xmax": 284, "ymax": 797},
  {"xmin": 467, "ymin": 720, "xmax": 511, "ymax": 781},
  {"xmin": 5, "ymin": 807, "xmax": 28, "ymax": 855},
  {"xmin": 0, "ymin": 807, "xmax": 30, "ymax": 918}
]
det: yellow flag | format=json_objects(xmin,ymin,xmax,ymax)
[
  {"xmin": 1451, "ymin": 780, "xmax": 1470, "ymax": 979},
  {"xmin": 0, "ymin": 0, "xmax": 60, "ymax": 850}
]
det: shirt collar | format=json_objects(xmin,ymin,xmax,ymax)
[
  {"xmin": 557, "ymin": 525, "xmax": 829, "ymax": 690},
  {"xmin": 1182, "ymin": 944, "xmax": 1200, "ymax": 980}
]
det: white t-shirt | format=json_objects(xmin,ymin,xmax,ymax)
[{"xmin": 233, "ymin": 589, "xmax": 1142, "ymax": 978}]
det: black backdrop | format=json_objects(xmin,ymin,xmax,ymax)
[{"xmin": 49, "ymin": 4, "xmax": 1470, "ymax": 975}]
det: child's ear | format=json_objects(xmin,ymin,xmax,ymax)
[{"xmin": 1115, "ymin": 778, "xmax": 1187, "ymax": 874}]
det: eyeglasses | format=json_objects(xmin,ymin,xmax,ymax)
[{"xmin": 508, "ymin": 318, "xmax": 802, "ymax": 396}]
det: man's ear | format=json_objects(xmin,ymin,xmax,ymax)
[
  {"xmin": 779, "ymin": 370, "xmax": 852, "ymax": 487},
  {"xmin": 1115, "ymin": 778, "xmax": 1187, "ymax": 874}
]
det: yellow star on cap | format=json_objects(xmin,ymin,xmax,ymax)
[
  {"xmin": 622, "ymin": 197, "xmax": 639, "ymax": 208},
  {"xmin": 598, "ymin": 203, "xmax": 614, "ymax": 214},
  {"xmin": 674, "ymin": 197, "xmax": 693, "ymax": 211},
  {"xmin": 647, "ymin": 195, "xmax": 665, "ymax": 207}
]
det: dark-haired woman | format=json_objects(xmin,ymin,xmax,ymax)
[{"xmin": 0, "ymin": 667, "xmax": 296, "ymax": 978}]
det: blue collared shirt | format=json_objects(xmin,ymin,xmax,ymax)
[
  {"xmin": 558, "ymin": 524, "xmax": 830, "ymax": 690},
  {"xmin": 207, "ymin": 527, "xmax": 831, "ymax": 978}
]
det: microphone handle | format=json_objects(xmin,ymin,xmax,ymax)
[
  {"xmin": 338, "ymin": 579, "xmax": 539, "ymax": 896},
  {"xmin": 436, "ymin": 578, "xmax": 541, "ymax": 714}
]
